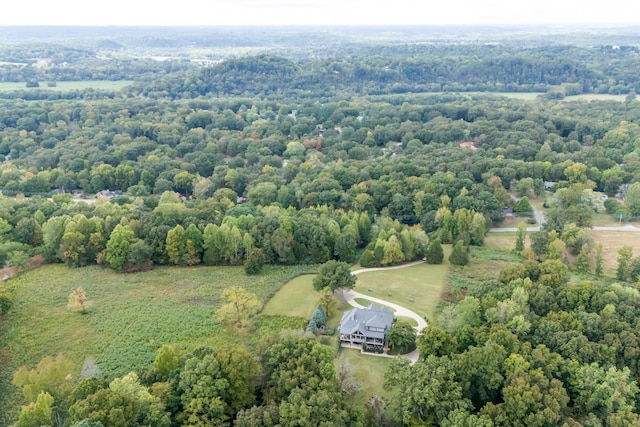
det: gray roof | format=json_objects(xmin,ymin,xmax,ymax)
[{"xmin": 339, "ymin": 304, "xmax": 394, "ymax": 339}]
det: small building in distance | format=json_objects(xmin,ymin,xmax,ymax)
[{"xmin": 339, "ymin": 304, "xmax": 394, "ymax": 349}]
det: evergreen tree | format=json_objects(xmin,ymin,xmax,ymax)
[
  {"xmin": 513, "ymin": 197, "xmax": 534, "ymax": 215},
  {"xmin": 426, "ymin": 238, "xmax": 444, "ymax": 264},
  {"xmin": 595, "ymin": 244, "xmax": 604, "ymax": 277},
  {"xmin": 449, "ymin": 241, "xmax": 469, "ymax": 266},
  {"xmin": 514, "ymin": 222, "xmax": 526, "ymax": 254},
  {"xmin": 358, "ymin": 249, "xmax": 376, "ymax": 267}
]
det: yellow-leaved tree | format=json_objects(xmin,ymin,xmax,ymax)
[{"xmin": 216, "ymin": 287, "xmax": 262, "ymax": 329}]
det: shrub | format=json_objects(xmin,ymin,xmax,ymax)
[
  {"xmin": 449, "ymin": 241, "xmax": 469, "ymax": 266},
  {"xmin": 245, "ymin": 248, "xmax": 265, "ymax": 275},
  {"xmin": 426, "ymin": 238, "xmax": 444, "ymax": 264}
]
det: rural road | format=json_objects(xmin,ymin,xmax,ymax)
[
  {"xmin": 342, "ymin": 261, "xmax": 428, "ymax": 364},
  {"xmin": 490, "ymin": 224, "xmax": 640, "ymax": 233},
  {"xmin": 490, "ymin": 203, "xmax": 640, "ymax": 232}
]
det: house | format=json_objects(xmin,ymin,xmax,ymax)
[{"xmin": 339, "ymin": 304, "xmax": 394, "ymax": 349}]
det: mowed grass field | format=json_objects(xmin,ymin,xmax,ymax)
[
  {"xmin": 0, "ymin": 263, "xmax": 309, "ymax": 424},
  {"xmin": 354, "ymin": 252, "xmax": 451, "ymax": 320},
  {"xmin": 261, "ymin": 274, "xmax": 318, "ymax": 318},
  {"xmin": 336, "ymin": 348, "xmax": 394, "ymax": 398},
  {"xmin": 0, "ymin": 80, "xmax": 134, "ymax": 92}
]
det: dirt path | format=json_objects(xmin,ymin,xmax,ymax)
[{"xmin": 342, "ymin": 261, "xmax": 428, "ymax": 364}]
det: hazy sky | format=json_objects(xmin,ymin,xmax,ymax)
[{"xmin": 1, "ymin": 0, "xmax": 639, "ymax": 26}]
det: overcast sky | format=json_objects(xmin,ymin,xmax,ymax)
[{"xmin": 1, "ymin": 0, "xmax": 639, "ymax": 26}]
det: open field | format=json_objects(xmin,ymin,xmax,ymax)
[
  {"xmin": 261, "ymin": 274, "xmax": 317, "ymax": 318},
  {"xmin": 0, "ymin": 80, "xmax": 134, "ymax": 92},
  {"xmin": 485, "ymin": 232, "xmax": 520, "ymax": 251},
  {"xmin": 366, "ymin": 92, "xmax": 633, "ymax": 103},
  {"xmin": 492, "ymin": 215, "xmax": 536, "ymax": 229},
  {"xmin": 336, "ymin": 348, "xmax": 393, "ymax": 399},
  {"xmin": 435, "ymin": 91, "xmax": 545, "ymax": 100},
  {"xmin": 0, "ymin": 263, "xmax": 309, "ymax": 424},
  {"xmin": 487, "ymin": 229, "xmax": 640, "ymax": 277},
  {"xmin": 564, "ymin": 94, "xmax": 627, "ymax": 102},
  {"xmin": 354, "ymin": 254, "xmax": 450, "ymax": 320},
  {"xmin": 589, "ymin": 230, "xmax": 640, "ymax": 276},
  {"xmin": 592, "ymin": 213, "xmax": 640, "ymax": 228}
]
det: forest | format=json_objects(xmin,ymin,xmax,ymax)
[{"xmin": 1, "ymin": 26, "xmax": 640, "ymax": 426}]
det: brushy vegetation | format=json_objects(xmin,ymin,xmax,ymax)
[{"xmin": 0, "ymin": 263, "xmax": 309, "ymax": 424}]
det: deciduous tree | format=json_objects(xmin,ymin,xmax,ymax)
[
  {"xmin": 216, "ymin": 287, "xmax": 261, "ymax": 329},
  {"xmin": 386, "ymin": 319, "xmax": 417, "ymax": 353},
  {"xmin": 105, "ymin": 223, "xmax": 135, "ymax": 271},
  {"xmin": 67, "ymin": 287, "xmax": 89, "ymax": 314},
  {"xmin": 312, "ymin": 260, "xmax": 356, "ymax": 292}
]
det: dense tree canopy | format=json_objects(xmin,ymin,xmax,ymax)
[{"xmin": 3, "ymin": 25, "xmax": 640, "ymax": 427}]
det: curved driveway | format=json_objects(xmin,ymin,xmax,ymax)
[{"xmin": 342, "ymin": 261, "xmax": 428, "ymax": 363}]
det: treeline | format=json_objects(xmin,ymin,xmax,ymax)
[{"xmin": 1, "ymin": 193, "xmax": 457, "ymax": 273}]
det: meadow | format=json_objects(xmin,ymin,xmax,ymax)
[
  {"xmin": 0, "ymin": 80, "xmax": 134, "ymax": 92},
  {"xmin": 589, "ymin": 230, "xmax": 640, "ymax": 275},
  {"xmin": 0, "ymin": 263, "xmax": 310, "ymax": 423},
  {"xmin": 563, "ymin": 94, "xmax": 627, "ymax": 102}
]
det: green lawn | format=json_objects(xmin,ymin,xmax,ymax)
[
  {"xmin": 336, "ymin": 348, "xmax": 394, "ymax": 399},
  {"xmin": 261, "ymin": 274, "xmax": 318, "ymax": 318},
  {"xmin": 0, "ymin": 263, "xmax": 309, "ymax": 425},
  {"xmin": 354, "ymin": 254, "xmax": 450, "ymax": 320},
  {"xmin": 0, "ymin": 80, "xmax": 134, "ymax": 92},
  {"xmin": 395, "ymin": 316, "xmax": 418, "ymax": 327},
  {"xmin": 353, "ymin": 297, "xmax": 396, "ymax": 312}
]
